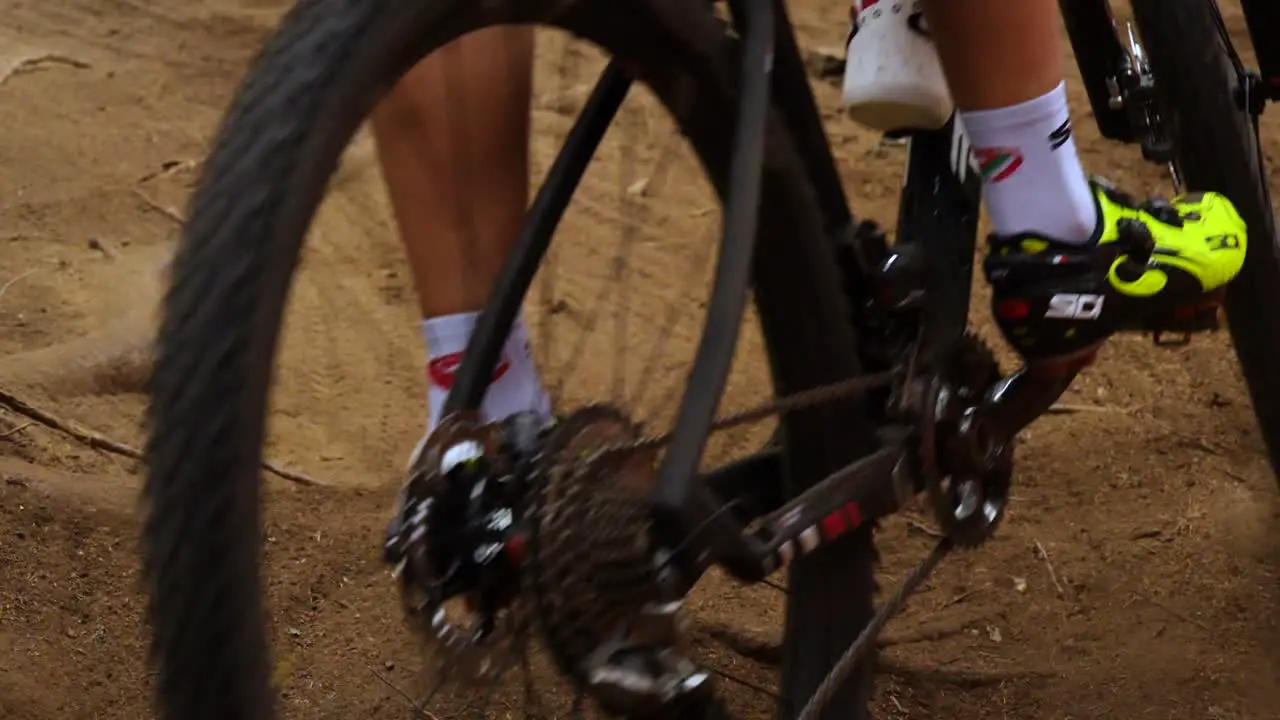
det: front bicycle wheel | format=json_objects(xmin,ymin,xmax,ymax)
[
  {"xmin": 142, "ymin": 1, "xmax": 879, "ymax": 719},
  {"xmin": 1132, "ymin": 0, "xmax": 1280, "ymax": 484}
]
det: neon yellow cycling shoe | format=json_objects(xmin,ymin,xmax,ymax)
[{"xmin": 984, "ymin": 178, "xmax": 1247, "ymax": 360}]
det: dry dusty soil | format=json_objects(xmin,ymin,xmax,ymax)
[{"xmin": 0, "ymin": 0, "xmax": 1277, "ymax": 718}]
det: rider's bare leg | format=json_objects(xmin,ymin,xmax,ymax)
[
  {"xmin": 924, "ymin": 0, "xmax": 1098, "ymax": 244},
  {"xmin": 372, "ymin": 27, "xmax": 550, "ymax": 448}
]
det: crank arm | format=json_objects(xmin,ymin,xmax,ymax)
[
  {"xmin": 753, "ymin": 443, "xmax": 905, "ymax": 571},
  {"xmin": 980, "ymin": 356, "xmax": 1092, "ymax": 450}
]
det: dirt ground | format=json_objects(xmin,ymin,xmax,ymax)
[{"xmin": 1, "ymin": 0, "xmax": 1278, "ymax": 718}]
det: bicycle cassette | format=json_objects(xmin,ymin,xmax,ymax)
[{"xmin": 526, "ymin": 407, "xmax": 710, "ymax": 714}]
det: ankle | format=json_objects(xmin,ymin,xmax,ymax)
[
  {"xmin": 961, "ymin": 82, "xmax": 1098, "ymax": 245},
  {"xmin": 421, "ymin": 312, "xmax": 551, "ymax": 431}
]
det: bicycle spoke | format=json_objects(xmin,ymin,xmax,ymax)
[
  {"xmin": 548, "ymin": 127, "xmax": 686, "ymax": 401},
  {"xmin": 629, "ymin": 223, "xmax": 718, "ymax": 413},
  {"xmin": 612, "ymin": 94, "xmax": 637, "ymax": 403}
]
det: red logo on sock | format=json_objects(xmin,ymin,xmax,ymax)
[
  {"xmin": 427, "ymin": 352, "xmax": 510, "ymax": 390},
  {"xmin": 973, "ymin": 147, "xmax": 1025, "ymax": 184}
]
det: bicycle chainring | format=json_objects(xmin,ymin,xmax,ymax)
[{"xmin": 918, "ymin": 334, "xmax": 1013, "ymax": 547}]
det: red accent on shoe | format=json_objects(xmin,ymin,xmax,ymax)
[{"xmin": 996, "ymin": 298, "xmax": 1031, "ymax": 320}]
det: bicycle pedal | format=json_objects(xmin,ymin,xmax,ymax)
[{"xmin": 1142, "ymin": 291, "xmax": 1224, "ymax": 347}]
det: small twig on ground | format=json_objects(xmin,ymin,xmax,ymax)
[
  {"xmin": 136, "ymin": 159, "xmax": 198, "ymax": 184},
  {"xmin": 1173, "ymin": 434, "xmax": 1223, "ymax": 456},
  {"xmin": 0, "ymin": 421, "xmax": 33, "ymax": 438},
  {"xmin": 0, "ymin": 386, "xmax": 328, "ymax": 487},
  {"xmin": 0, "ymin": 387, "xmax": 141, "ymax": 457},
  {"xmin": 1140, "ymin": 414, "xmax": 1228, "ymax": 456},
  {"xmin": 939, "ymin": 584, "xmax": 987, "ymax": 610},
  {"xmin": 1223, "ymin": 469, "xmax": 1253, "ymax": 485},
  {"xmin": 0, "ymin": 268, "xmax": 36, "ymax": 303},
  {"xmin": 904, "ymin": 516, "xmax": 945, "ymax": 539},
  {"xmin": 87, "ymin": 237, "xmax": 117, "ymax": 260},
  {"xmin": 0, "ymin": 53, "xmax": 91, "ymax": 86},
  {"xmin": 697, "ymin": 622, "xmax": 781, "ymax": 664},
  {"xmin": 881, "ymin": 622, "xmax": 974, "ymax": 647},
  {"xmin": 1133, "ymin": 592, "xmax": 1209, "ymax": 631},
  {"xmin": 1046, "ymin": 403, "xmax": 1132, "ymax": 415},
  {"xmin": 130, "ymin": 188, "xmax": 186, "ymax": 225},
  {"xmin": 876, "ymin": 657, "xmax": 1050, "ymax": 688},
  {"xmin": 368, "ymin": 665, "xmax": 439, "ymax": 720},
  {"xmin": 0, "ymin": 231, "xmax": 44, "ymax": 241},
  {"xmin": 1060, "ymin": 402, "xmax": 1230, "ymax": 455},
  {"xmin": 1033, "ymin": 540, "xmax": 1067, "ymax": 599},
  {"xmin": 700, "ymin": 615, "xmax": 986, "ymax": 665}
]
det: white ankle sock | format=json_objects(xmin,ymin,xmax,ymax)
[
  {"xmin": 420, "ymin": 311, "xmax": 552, "ymax": 433},
  {"xmin": 961, "ymin": 82, "xmax": 1099, "ymax": 244}
]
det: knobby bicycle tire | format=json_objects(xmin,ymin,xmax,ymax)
[
  {"xmin": 1132, "ymin": 0, "xmax": 1280, "ymax": 485},
  {"xmin": 142, "ymin": 0, "xmax": 880, "ymax": 719}
]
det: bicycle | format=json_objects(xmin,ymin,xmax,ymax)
[{"xmin": 142, "ymin": 0, "xmax": 1280, "ymax": 719}]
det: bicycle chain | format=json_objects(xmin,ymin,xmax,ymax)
[
  {"xmin": 591, "ymin": 369, "xmax": 900, "ymax": 459},
  {"xmin": 796, "ymin": 538, "xmax": 953, "ymax": 720}
]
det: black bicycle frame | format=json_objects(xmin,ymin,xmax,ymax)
[{"xmin": 648, "ymin": 0, "xmax": 982, "ymax": 585}]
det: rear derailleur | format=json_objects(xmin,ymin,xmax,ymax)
[{"xmin": 382, "ymin": 410, "xmax": 545, "ymax": 681}]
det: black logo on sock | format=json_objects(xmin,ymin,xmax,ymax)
[{"xmin": 1048, "ymin": 118, "xmax": 1072, "ymax": 151}]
